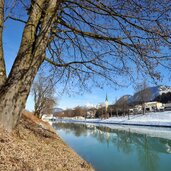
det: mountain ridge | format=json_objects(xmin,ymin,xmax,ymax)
[{"xmin": 116, "ymin": 85, "xmax": 171, "ymax": 104}]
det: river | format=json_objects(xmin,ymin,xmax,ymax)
[{"xmin": 53, "ymin": 122, "xmax": 171, "ymax": 171}]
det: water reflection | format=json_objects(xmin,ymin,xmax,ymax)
[{"xmin": 53, "ymin": 123, "xmax": 171, "ymax": 171}]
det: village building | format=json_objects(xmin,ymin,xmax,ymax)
[
  {"xmin": 129, "ymin": 102, "xmax": 165, "ymax": 114},
  {"xmin": 145, "ymin": 101, "xmax": 164, "ymax": 111},
  {"xmin": 164, "ymin": 103, "xmax": 171, "ymax": 111}
]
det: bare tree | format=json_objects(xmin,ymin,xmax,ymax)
[
  {"xmin": 41, "ymin": 98, "xmax": 56, "ymax": 115},
  {"xmin": 0, "ymin": 0, "xmax": 171, "ymax": 130},
  {"xmin": 73, "ymin": 106, "xmax": 86, "ymax": 117},
  {"xmin": 32, "ymin": 73, "xmax": 56, "ymax": 118},
  {"xmin": 113, "ymin": 98, "xmax": 119, "ymax": 117},
  {"xmin": 114, "ymin": 96, "xmax": 129, "ymax": 117},
  {"xmin": 63, "ymin": 108, "xmax": 74, "ymax": 117},
  {"xmin": 134, "ymin": 80, "xmax": 152, "ymax": 114}
]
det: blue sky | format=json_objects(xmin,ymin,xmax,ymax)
[
  {"xmin": 26, "ymin": 79, "xmax": 135, "ymax": 110},
  {"xmin": 3, "ymin": 16, "xmax": 171, "ymax": 111}
]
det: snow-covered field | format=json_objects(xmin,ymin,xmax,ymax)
[{"xmin": 59, "ymin": 111, "xmax": 171, "ymax": 127}]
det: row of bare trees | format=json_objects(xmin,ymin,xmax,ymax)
[
  {"xmin": 59, "ymin": 106, "xmax": 87, "ymax": 118},
  {"xmin": 32, "ymin": 78, "xmax": 152, "ymax": 119}
]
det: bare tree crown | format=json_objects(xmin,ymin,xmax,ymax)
[{"xmin": 2, "ymin": 0, "xmax": 171, "ymax": 90}]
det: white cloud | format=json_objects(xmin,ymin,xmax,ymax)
[{"xmin": 85, "ymin": 102, "xmax": 96, "ymax": 108}]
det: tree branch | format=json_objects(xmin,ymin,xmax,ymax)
[
  {"xmin": 8, "ymin": 16, "xmax": 27, "ymax": 24},
  {"xmin": 59, "ymin": 19, "xmax": 133, "ymax": 47},
  {"xmin": 45, "ymin": 56, "xmax": 97, "ymax": 67}
]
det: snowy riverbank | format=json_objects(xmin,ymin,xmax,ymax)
[
  {"xmin": 59, "ymin": 111, "xmax": 171, "ymax": 127},
  {"xmin": 55, "ymin": 111, "xmax": 171, "ymax": 141}
]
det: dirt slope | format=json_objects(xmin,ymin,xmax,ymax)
[{"xmin": 0, "ymin": 111, "xmax": 94, "ymax": 171}]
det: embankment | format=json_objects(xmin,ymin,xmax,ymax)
[{"xmin": 0, "ymin": 111, "xmax": 94, "ymax": 171}]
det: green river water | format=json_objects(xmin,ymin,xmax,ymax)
[{"xmin": 53, "ymin": 122, "xmax": 171, "ymax": 171}]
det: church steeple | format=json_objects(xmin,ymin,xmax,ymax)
[
  {"xmin": 105, "ymin": 94, "xmax": 108, "ymax": 102},
  {"xmin": 105, "ymin": 94, "xmax": 108, "ymax": 112}
]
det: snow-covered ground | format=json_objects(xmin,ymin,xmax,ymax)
[
  {"xmin": 56, "ymin": 111, "xmax": 171, "ymax": 140},
  {"xmin": 92, "ymin": 123, "xmax": 171, "ymax": 141},
  {"xmin": 59, "ymin": 111, "xmax": 171, "ymax": 127}
]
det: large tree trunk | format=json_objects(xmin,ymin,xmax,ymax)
[
  {"xmin": 0, "ymin": 0, "xmax": 6, "ymax": 87},
  {"xmin": 0, "ymin": 63, "xmax": 42, "ymax": 130},
  {"xmin": 0, "ymin": 0, "xmax": 59, "ymax": 131}
]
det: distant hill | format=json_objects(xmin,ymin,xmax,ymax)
[
  {"xmin": 154, "ymin": 92, "xmax": 171, "ymax": 103},
  {"xmin": 130, "ymin": 85, "xmax": 171, "ymax": 103},
  {"xmin": 116, "ymin": 85, "xmax": 171, "ymax": 104},
  {"xmin": 148, "ymin": 85, "xmax": 171, "ymax": 100},
  {"xmin": 53, "ymin": 108, "xmax": 63, "ymax": 113},
  {"xmin": 115, "ymin": 95, "xmax": 132, "ymax": 105}
]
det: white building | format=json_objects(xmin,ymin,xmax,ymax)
[
  {"xmin": 42, "ymin": 114, "xmax": 57, "ymax": 122},
  {"xmin": 145, "ymin": 101, "xmax": 164, "ymax": 111}
]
